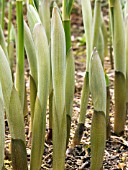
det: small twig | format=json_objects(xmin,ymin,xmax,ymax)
[{"xmin": 110, "ymin": 136, "xmax": 128, "ymax": 147}]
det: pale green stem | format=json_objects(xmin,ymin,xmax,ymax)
[
  {"xmin": 1, "ymin": 0, "xmax": 5, "ymax": 29},
  {"xmin": 15, "ymin": 0, "xmax": 25, "ymax": 109}
]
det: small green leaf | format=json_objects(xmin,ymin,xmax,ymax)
[
  {"xmin": 52, "ymin": 99, "xmax": 67, "ymax": 170},
  {"xmin": 30, "ymin": 23, "xmax": 50, "ymax": 170},
  {"xmin": 39, "ymin": 0, "xmax": 50, "ymax": 42},
  {"xmin": 65, "ymin": 49, "xmax": 75, "ymax": 145},
  {"xmin": 51, "ymin": 7, "xmax": 67, "ymax": 170},
  {"xmin": 27, "ymin": 4, "xmax": 41, "ymax": 33},
  {"xmin": 51, "ymin": 7, "xmax": 66, "ymax": 124},
  {"xmin": 89, "ymin": 49, "xmax": 106, "ymax": 114},
  {"xmin": 10, "ymin": 24, "xmax": 16, "ymax": 43},
  {"xmin": 0, "ymin": 46, "xmax": 13, "ymax": 112},
  {"xmin": 0, "ymin": 26, "xmax": 9, "ymax": 61},
  {"xmin": 67, "ymin": 0, "xmax": 74, "ymax": 17},
  {"xmin": 79, "ymin": 72, "xmax": 89, "ymax": 123},
  {"xmin": 24, "ymin": 21, "xmax": 38, "ymax": 86},
  {"xmin": 105, "ymin": 74, "xmax": 110, "ymax": 87},
  {"xmin": 30, "ymin": 75, "xmax": 37, "ymax": 128},
  {"xmin": 30, "ymin": 97, "xmax": 46, "ymax": 170},
  {"xmin": 113, "ymin": 0, "xmax": 126, "ymax": 76},
  {"xmin": 33, "ymin": 23, "xmax": 50, "ymax": 106},
  {"xmin": 81, "ymin": 0, "xmax": 92, "ymax": 71},
  {"xmin": 65, "ymin": 49, "xmax": 75, "ymax": 117},
  {"xmin": 9, "ymin": 86, "xmax": 25, "ymax": 142},
  {"xmin": 11, "ymin": 139, "xmax": 28, "ymax": 170}
]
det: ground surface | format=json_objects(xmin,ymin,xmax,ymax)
[{"xmin": 4, "ymin": 2, "xmax": 128, "ymax": 170}]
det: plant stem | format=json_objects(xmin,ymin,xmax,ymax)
[
  {"xmin": 1, "ymin": 0, "xmax": 5, "ymax": 30},
  {"xmin": 8, "ymin": 1, "xmax": 12, "ymax": 52},
  {"xmin": 51, "ymin": 7, "xmax": 67, "ymax": 169},
  {"xmin": 109, "ymin": 0, "xmax": 126, "ymax": 135},
  {"xmin": 15, "ymin": 0, "xmax": 25, "ymax": 109},
  {"xmin": 106, "ymin": 86, "xmax": 110, "ymax": 139},
  {"xmin": 73, "ymin": 0, "xmax": 92, "ymax": 146},
  {"xmin": 89, "ymin": 49, "xmax": 106, "ymax": 170},
  {"xmin": 91, "ymin": 111, "xmax": 106, "ymax": 170},
  {"xmin": 63, "ymin": 20, "xmax": 71, "ymax": 54},
  {"xmin": 114, "ymin": 72, "xmax": 126, "ymax": 135},
  {"xmin": 62, "ymin": 0, "xmax": 75, "ymax": 146},
  {"xmin": 73, "ymin": 72, "xmax": 89, "ymax": 146},
  {"xmin": 62, "ymin": 0, "xmax": 68, "ymax": 20}
]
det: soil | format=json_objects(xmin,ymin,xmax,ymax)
[{"xmin": 3, "ymin": 1, "xmax": 128, "ymax": 170}]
